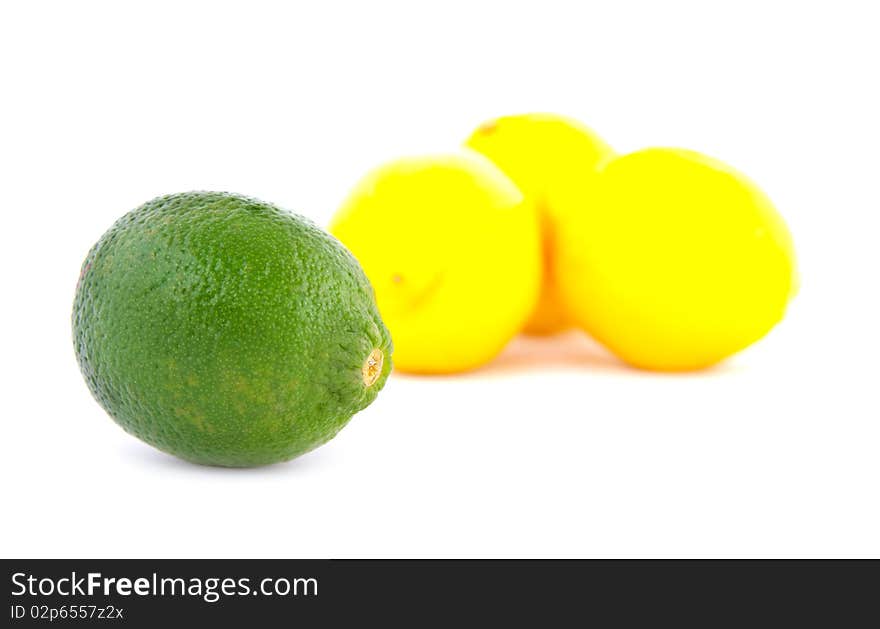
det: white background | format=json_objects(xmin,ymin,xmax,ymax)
[{"xmin": 1, "ymin": 1, "xmax": 878, "ymax": 558}]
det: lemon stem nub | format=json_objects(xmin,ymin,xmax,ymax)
[{"xmin": 362, "ymin": 348, "xmax": 384, "ymax": 386}]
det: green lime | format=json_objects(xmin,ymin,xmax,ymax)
[{"xmin": 73, "ymin": 191, "xmax": 392, "ymax": 467}]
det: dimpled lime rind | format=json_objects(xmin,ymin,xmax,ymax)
[{"xmin": 73, "ymin": 191, "xmax": 392, "ymax": 467}]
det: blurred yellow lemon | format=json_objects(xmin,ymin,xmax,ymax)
[
  {"xmin": 465, "ymin": 113, "xmax": 614, "ymax": 335},
  {"xmin": 330, "ymin": 152, "xmax": 541, "ymax": 374},
  {"xmin": 555, "ymin": 147, "xmax": 798, "ymax": 371}
]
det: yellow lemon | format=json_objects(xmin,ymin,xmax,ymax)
[
  {"xmin": 555, "ymin": 147, "xmax": 798, "ymax": 371},
  {"xmin": 465, "ymin": 113, "xmax": 615, "ymax": 335},
  {"xmin": 329, "ymin": 152, "xmax": 541, "ymax": 374}
]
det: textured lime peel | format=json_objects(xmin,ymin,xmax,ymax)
[
  {"xmin": 362, "ymin": 348, "xmax": 384, "ymax": 386},
  {"xmin": 72, "ymin": 191, "xmax": 393, "ymax": 467}
]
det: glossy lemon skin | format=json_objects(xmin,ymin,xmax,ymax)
[
  {"xmin": 330, "ymin": 152, "xmax": 541, "ymax": 374},
  {"xmin": 465, "ymin": 113, "xmax": 614, "ymax": 335},
  {"xmin": 555, "ymin": 148, "xmax": 797, "ymax": 371}
]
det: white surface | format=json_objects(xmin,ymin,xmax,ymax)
[{"xmin": 1, "ymin": 1, "xmax": 878, "ymax": 558}]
